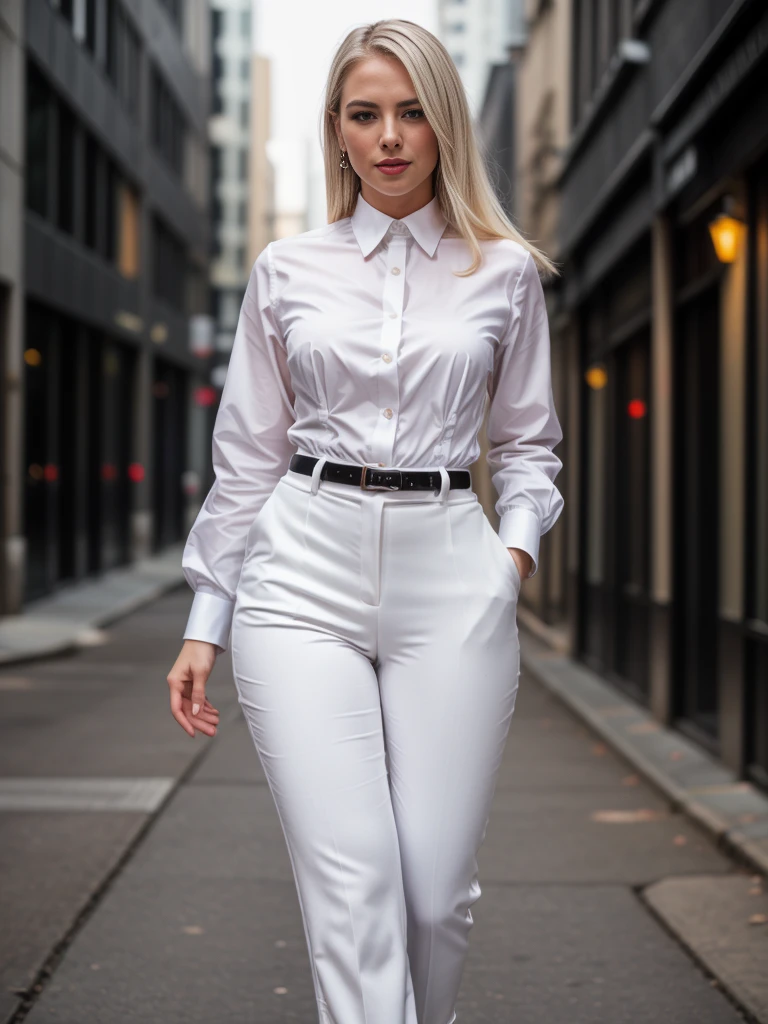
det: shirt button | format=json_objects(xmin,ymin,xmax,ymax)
[
  {"xmin": 388, "ymin": 312, "xmax": 398, "ymax": 319},
  {"xmin": 378, "ymin": 462, "xmax": 385, "ymax": 467},
  {"xmin": 391, "ymin": 267, "xmax": 401, "ymax": 275},
  {"xmin": 383, "ymin": 408, "xmax": 393, "ymax": 419},
  {"xmin": 381, "ymin": 353, "xmax": 392, "ymax": 362}
]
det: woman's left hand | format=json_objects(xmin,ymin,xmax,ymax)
[{"xmin": 508, "ymin": 547, "xmax": 533, "ymax": 581}]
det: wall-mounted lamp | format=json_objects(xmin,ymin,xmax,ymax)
[
  {"xmin": 585, "ymin": 364, "xmax": 608, "ymax": 390},
  {"xmin": 708, "ymin": 194, "xmax": 746, "ymax": 263}
]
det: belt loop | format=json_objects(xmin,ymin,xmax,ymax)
[
  {"xmin": 437, "ymin": 466, "xmax": 450, "ymax": 502},
  {"xmin": 310, "ymin": 455, "xmax": 328, "ymax": 495}
]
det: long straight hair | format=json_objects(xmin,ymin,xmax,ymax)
[{"xmin": 321, "ymin": 18, "xmax": 560, "ymax": 278}]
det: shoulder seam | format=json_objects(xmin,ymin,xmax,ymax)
[{"xmin": 500, "ymin": 249, "xmax": 531, "ymax": 345}]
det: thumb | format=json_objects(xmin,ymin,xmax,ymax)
[{"xmin": 190, "ymin": 667, "xmax": 208, "ymax": 717}]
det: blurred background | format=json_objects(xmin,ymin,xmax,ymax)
[
  {"xmin": 1, "ymin": 3, "xmax": 768, "ymax": 1019},
  {"xmin": 3, "ymin": 0, "xmax": 766, "ymax": 787}
]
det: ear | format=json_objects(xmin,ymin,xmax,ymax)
[{"xmin": 330, "ymin": 113, "xmax": 343, "ymax": 151}]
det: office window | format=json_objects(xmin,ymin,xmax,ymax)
[
  {"xmin": 26, "ymin": 63, "xmax": 50, "ymax": 218},
  {"xmin": 57, "ymin": 100, "xmax": 77, "ymax": 235},
  {"xmin": 241, "ymin": 9, "xmax": 251, "ymax": 35},
  {"xmin": 118, "ymin": 183, "xmax": 140, "ymax": 279},
  {"xmin": 152, "ymin": 215, "xmax": 187, "ymax": 312},
  {"xmin": 150, "ymin": 65, "xmax": 186, "ymax": 177},
  {"xmin": 83, "ymin": 132, "xmax": 99, "ymax": 250},
  {"xmin": 106, "ymin": 1, "xmax": 141, "ymax": 118},
  {"xmin": 157, "ymin": 0, "xmax": 183, "ymax": 32},
  {"xmin": 238, "ymin": 148, "xmax": 248, "ymax": 181},
  {"xmin": 104, "ymin": 158, "xmax": 118, "ymax": 263}
]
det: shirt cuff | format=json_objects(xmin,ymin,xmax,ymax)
[
  {"xmin": 182, "ymin": 591, "xmax": 235, "ymax": 653},
  {"xmin": 497, "ymin": 507, "xmax": 541, "ymax": 578}
]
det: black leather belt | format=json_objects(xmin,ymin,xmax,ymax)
[{"xmin": 289, "ymin": 453, "xmax": 472, "ymax": 492}]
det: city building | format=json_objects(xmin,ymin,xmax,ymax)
[
  {"xmin": 483, "ymin": 0, "xmax": 768, "ymax": 788},
  {"xmin": 1, "ymin": 0, "xmax": 213, "ymax": 609}
]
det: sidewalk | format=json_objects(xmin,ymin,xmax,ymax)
[
  {"xmin": 517, "ymin": 606, "xmax": 768, "ymax": 878},
  {"xmin": 1, "ymin": 571, "xmax": 766, "ymax": 1021},
  {"xmin": 0, "ymin": 545, "xmax": 186, "ymax": 666},
  {"xmin": 2, "ymin": 591, "xmax": 758, "ymax": 1024}
]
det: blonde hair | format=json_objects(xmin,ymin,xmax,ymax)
[{"xmin": 321, "ymin": 18, "xmax": 560, "ymax": 279}]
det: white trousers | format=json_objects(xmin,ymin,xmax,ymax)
[{"xmin": 231, "ymin": 457, "xmax": 522, "ymax": 1024}]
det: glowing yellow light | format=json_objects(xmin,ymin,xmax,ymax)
[
  {"xmin": 24, "ymin": 348, "xmax": 42, "ymax": 367},
  {"xmin": 585, "ymin": 365, "xmax": 608, "ymax": 390},
  {"xmin": 708, "ymin": 213, "xmax": 744, "ymax": 263}
]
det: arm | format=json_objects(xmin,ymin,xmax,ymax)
[
  {"xmin": 485, "ymin": 250, "xmax": 564, "ymax": 579},
  {"xmin": 181, "ymin": 242, "xmax": 296, "ymax": 652}
]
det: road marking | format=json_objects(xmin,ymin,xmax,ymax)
[{"xmin": 0, "ymin": 777, "xmax": 176, "ymax": 812}]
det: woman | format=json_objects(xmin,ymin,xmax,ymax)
[{"xmin": 167, "ymin": 18, "xmax": 564, "ymax": 1024}]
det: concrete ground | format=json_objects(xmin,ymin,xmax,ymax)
[{"xmin": 0, "ymin": 585, "xmax": 765, "ymax": 1023}]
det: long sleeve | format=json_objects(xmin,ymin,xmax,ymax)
[
  {"xmin": 485, "ymin": 250, "xmax": 564, "ymax": 579},
  {"xmin": 181, "ymin": 242, "xmax": 296, "ymax": 652}
]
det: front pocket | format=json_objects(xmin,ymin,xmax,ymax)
[
  {"xmin": 482, "ymin": 512, "xmax": 521, "ymax": 594},
  {"xmin": 243, "ymin": 487, "xmax": 280, "ymax": 560}
]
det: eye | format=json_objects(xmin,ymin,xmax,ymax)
[{"xmin": 350, "ymin": 109, "xmax": 426, "ymax": 122}]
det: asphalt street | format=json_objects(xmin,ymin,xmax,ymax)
[{"xmin": 0, "ymin": 585, "xmax": 758, "ymax": 1024}]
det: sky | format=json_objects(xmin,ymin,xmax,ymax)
[{"xmin": 254, "ymin": 0, "xmax": 438, "ymax": 225}]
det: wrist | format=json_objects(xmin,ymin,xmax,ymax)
[{"xmin": 508, "ymin": 547, "xmax": 533, "ymax": 579}]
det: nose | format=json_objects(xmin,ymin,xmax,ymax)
[{"xmin": 379, "ymin": 118, "xmax": 403, "ymax": 148}]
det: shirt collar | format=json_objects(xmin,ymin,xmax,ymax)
[{"xmin": 350, "ymin": 191, "xmax": 448, "ymax": 258}]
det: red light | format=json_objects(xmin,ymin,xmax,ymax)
[
  {"xmin": 43, "ymin": 463, "xmax": 58, "ymax": 482},
  {"xmin": 194, "ymin": 386, "xmax": 218, "ymax": 407},
  {"xmin": 128, "ymin": 462, "xmax": 145, "ymax": 483},
  {"xmin": 101, "ymin": 463, "xmax": 118, "ymax": 481},
  {"xmin": 627, "ymin": 399, "xmax": 646, "ymax": 419}
]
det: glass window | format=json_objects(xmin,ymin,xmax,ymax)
[
  {"xmin": 83, "ymin": 132, "xmax": 99, "ymax": 250},
  {"xmin": 118, "ymin": 183, "xmax": 140, "ymax": 279},
  {"xmin": 57, "ymin": 100, "xmax": 76, "ymax": 235},
  {"xmin": 26, "ymin": 63, "xmax": 49, "ymax": 218}
]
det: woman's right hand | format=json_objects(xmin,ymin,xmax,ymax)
[{"xmin": 167, "ymin": 640, "xmax": 221, "ymax": 738}]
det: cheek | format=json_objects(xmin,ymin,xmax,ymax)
[{"xmin": 412, "ymin": 124, "xmax": 439, "ymax": 159}]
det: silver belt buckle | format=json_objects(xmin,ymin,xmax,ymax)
[{"xmin": 360, "ymin": 465, "xmax": 403, "ymax": 490}]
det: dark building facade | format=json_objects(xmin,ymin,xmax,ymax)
[
  {"xmin": 559, "ymin": 0, "xmax": 768, "ymax": 786},
  {"xmin": 7, "ymin": 0, "xmax": 213, "ymax": 608}
]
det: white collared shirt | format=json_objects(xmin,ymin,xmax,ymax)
[{"xmin": 182, "ymin": 191, "xmax": 564, "ymax": 651}]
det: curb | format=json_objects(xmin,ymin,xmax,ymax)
[
  {"xmin": 0, "ymin": 546, "xmax": 187, "ymax": 668},
  {"xmin": 517, "ymin": 622, "xmax": 768, "ymax": 879}
]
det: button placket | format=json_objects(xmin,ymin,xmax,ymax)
[{"xmin": 369, "ymin": 231, "xmax": 407, "ymax": 467}]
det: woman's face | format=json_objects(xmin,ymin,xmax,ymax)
[{"xmin": 333, "ymin": 55, "xmax": 439, "ymax": 211}]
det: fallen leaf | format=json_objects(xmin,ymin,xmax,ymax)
[{"xmin": 591, "ymin": 809, "xmax": 668, "ymax": 823}]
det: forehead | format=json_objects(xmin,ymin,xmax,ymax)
[{"xmin": 342, "ymin": 54, "xmax": 414, "ymax": 98}]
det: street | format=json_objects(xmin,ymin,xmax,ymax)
[{"xmin": 0, "ymin": 586, "xmax": 758, "ymax": 1023}]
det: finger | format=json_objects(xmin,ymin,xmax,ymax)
[
  {"xmin": 188, "ymin": 714, "xmax": 218, "ymax": 737},
  {"xmin": 190, "ymin": 669, "xmax": 208, "ymax": 718},
  {"xmin": 180, "ymin": 700, "xmax": 219, "ymax": 726},
  {"xmin": 169, "ymin": 684, "xmax": 195, "ymax": 737}
]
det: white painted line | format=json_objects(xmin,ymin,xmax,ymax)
[{"xmin": 0, "ymin": 778, "xmax": 176, "ymax": 812}]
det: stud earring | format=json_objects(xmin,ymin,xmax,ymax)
[{"xmin": 339, "ymin": 150, "xmax": 349, "ymax": 170}]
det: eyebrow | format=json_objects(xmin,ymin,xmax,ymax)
[{"xmin": 345, "ymin": 98, "xmax": 421, "ymax": 110}]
